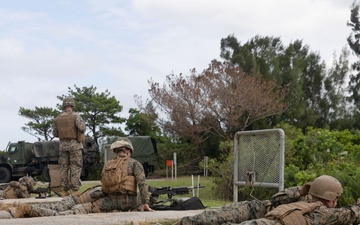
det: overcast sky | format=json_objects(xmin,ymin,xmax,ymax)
[{"xmin": 0, "ymin": 0, "xmax": 355, "ymax": 150}]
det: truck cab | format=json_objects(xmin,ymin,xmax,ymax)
[{"xmin": 0, "ymin": 141, "xmax": 35, "ymax": 183}]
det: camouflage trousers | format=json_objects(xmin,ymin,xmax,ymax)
[
  {"xmin": 59, "ymin": 148, "xmax": 82, "ymax": 191},
  {"xmin": 28, "ymin": 195, "xmax": 94, "ymax": 217},
  {"xmin": 180, "ymin": 199, "xmax": 272, "ymax": 225},
  {"xmin": 98, "ymin": 193, "xmax": 141, "ymax": 212},
  {"xmin": 27, "ymin": 193, "xmax": 140, "ymax": 217}
]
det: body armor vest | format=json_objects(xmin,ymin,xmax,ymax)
[
  {"xmin": 4, "ymin": 186, "xmax": 17, "ymax": 199},
  {"xmin": 56, "ymin": 112, "xmax": 77, "ymax": 140},
  {"xmin": 265, "ymin": 201, "xmax": 323, "ymax": 225}
]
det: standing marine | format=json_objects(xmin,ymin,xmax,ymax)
[{"xmin": 52, "ymin": 96, "xmax": 86, "ymax": 197}]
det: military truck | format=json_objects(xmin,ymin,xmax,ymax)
[
  {"xmin": 103, "ymin": 136, "xmax": 159, "ymax": 177},
  {"xmin": 0, "ymin": 138, "xmax": 99, "ymax": 183}
]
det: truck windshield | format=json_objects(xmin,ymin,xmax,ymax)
[{"xmin": 9, "ymin": 146, "xmax": 17, "ymax": 153}]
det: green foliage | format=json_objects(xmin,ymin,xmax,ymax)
[
  {"xmin": 155, "ymin": 137, "xmax": 199, "ymax": 173},
  {"xmin": 280, "ymin": 126, "xmax": 360, "ymax": 206},
  {"xmin": 205, "ymin": 124, "xmax": 360, "ymax": 207},
  {"xmin": 125, "ymin": 108, "xmax": 160, "ymax": 136},
  {"xmin": 204, "ymin": 140, "xmax": 234, "ymax": 200},
  {"xmin": 347, "ymin": 2, "xmax": 360, "ymax": 110},
  {"xmin": 18, "ymin": 106, "xmax": 59, "ymax": 141},
  {"xmin": 220, "ymin": 34, "xmax": 351, "ymax": 131}
]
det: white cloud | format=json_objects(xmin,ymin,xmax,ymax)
[{"xmin": 0, "ymin": 0, "xmax": 356, "ymax": 149}]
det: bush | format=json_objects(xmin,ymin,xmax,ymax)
[{"xmin": 206, "ymin": 124, "xmax": 360, "ymax": 206}]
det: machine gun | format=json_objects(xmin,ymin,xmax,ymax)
[
  {"xmin": 149, "ymin": 185, "xmax": 206, "ymax": 210},
  {"xmin": 28, "ymin": 187, "xmax": 51, "ymax": 199},
  {"xmin": 149, "ymin": 185, "xmax": 205, "ymax": 204}
]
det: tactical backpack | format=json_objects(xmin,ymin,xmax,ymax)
[{"xmin": 101, "ymin": 156, "xmax": 131, "ymax": 194}]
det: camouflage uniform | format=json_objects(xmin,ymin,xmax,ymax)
[
  {"xmin": 237, "ymin": 203, "xmax": 360, "ymax": 225},
  {"xmin": 179, "ymin": 196, "xmax": 360, "ymax": 225},
  {"xmin": 24, "ymin": 157, "xmax": 149, "ymax": 217},
  {"xmin": 52, "ymin": 109, "xmax": 86, "ymax": 192},
  {"xmin": 98, "ymin": 157, "xmax": 149, "ymax": 212},
  {"xmin": 27, "ymin": 186, "xmax": 103, "ymax": 217},
  {"xmin": 181, "ymin": 175, "xmax": 352, "ymax": 225},
  {"xmin": 0, "ymin": 176, "xmax": 35, "ymax": 199},
  {"xmin": 179, "ymin": 186, "xmax": 307, "ymax": 225}
]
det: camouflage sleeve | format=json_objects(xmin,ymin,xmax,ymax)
[
  {"xmin": 131, "ymin": 159, "xmax": 149, "ymax": 205},
  {"xmin": 305, "ymin": 205, "xmax": 358, "ymax": 224},
  {"xmin": 9, "ymin": 181, "xmax": 20, "ymax": 188},
  {"xmin": 270, "ymin": 186, "xmax": 302, "ymax": 207},
  {"xmin": 350, "ymin": 205, "xmax": 360, "ymax": 224},
  {"xmin": 74, "ymin": 113, "xmax": 86, "ymax": 133},
  {"xmin": 52, "ymin": 116, "xmax": 59, "ymax": 137}
]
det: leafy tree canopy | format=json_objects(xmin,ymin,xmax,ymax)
[
  {"xmin": 125, "ymin": 107, "xmax": 160, "ymax": 137},
  {"xmin": 18, "ymin": 106, "xmax": 59, "ymax": 141}
]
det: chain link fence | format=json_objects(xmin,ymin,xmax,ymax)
[{"xmin": 233, "ymin": 129, "xmax": 285, "ymax": 202}]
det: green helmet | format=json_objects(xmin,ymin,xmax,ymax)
[
  {"xmin": 309, "ymin": 175, "xmax": 343, "ymax": 201},
  {"xmin": 62, "ymin": 97, "xmax": 75, "ymax": 108},
  {"xmin": 110, "ymin": 138, "xmax": 134, "ymax": 153}
]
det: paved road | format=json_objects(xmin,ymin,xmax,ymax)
[{"xmin": 0, "ymin": 209, "xmax": 205, "ymax": 225}]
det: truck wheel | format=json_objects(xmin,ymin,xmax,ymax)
[
  {"xmin": 0, "ymin": 167, "xmax": 11, "ymax": 183},
  {"xmin": 42, "ymin": 167, "xmax": 50, "ymax": 182}
]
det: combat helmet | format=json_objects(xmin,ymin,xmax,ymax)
[
  {"xmin": 18, "ymin": 176, "xmax": 36, "ymax": 190},
  {"xmin": 62, "ymin": 97, "xmax": 75, "ymax": 108},
  {"xmin": 309, "ymin": 175, "xmax": 343, "ymax": 201},
  {"xmin": 110, "ymin": 138, "xmax": 134, "ymax": 153}
]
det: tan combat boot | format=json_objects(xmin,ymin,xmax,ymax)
[
  {"xmin": 9, "ymin": 202, "xmax": 31, "ymax": 218},
  {"xmin": 0, "ymin": 202, "xmax": 9, "ymax": 211},
  {"xmin": 61, "ymin": 190, "xmax": 70, "ymax": 197}
]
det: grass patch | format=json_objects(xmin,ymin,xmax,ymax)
[{"xmin": 35, "ymin": 176, "xmax": 229, "ymax": 208}]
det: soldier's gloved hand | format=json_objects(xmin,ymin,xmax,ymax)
[{"xmin": 299, "ymin": 182, "xmax": 312, "ymax": 196}]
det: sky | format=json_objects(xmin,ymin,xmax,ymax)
[{"xmin": 0, "ymin": 0, "xmax": 355, "ymax": 150}]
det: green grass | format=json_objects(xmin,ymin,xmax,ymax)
[
  {"xmin": 38, "ymin": 176, "xmax": 229, "ymax": 208},
  {"xmin": 146, "ymin": 176, "xmax": 229, "ymax": 208}
]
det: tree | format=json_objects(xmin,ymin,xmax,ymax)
[
  {"xmin": 220, "ymin": 34, "xmax": 349, "ymax": 131},
  {"xmin": 347, "ymin": 1, "xmax": 360, "ymax": 109},
  {"xmin": 325, "ymin": 48, "xmax": 351, "ymax": 130},
  {"xmin": 18, "ymin": 106, "xmax": 59, "ymax": 141},
  {"xmin": 125, "ymin": 107, "xmax": 160, "ymax": 136},
  {"xmin": 57, "ymin": 85, "xmax": 126, "ymax": 144},
  {"xmin": 148, "ymin": 60, "xmax": 287, "ymax": 158}
]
